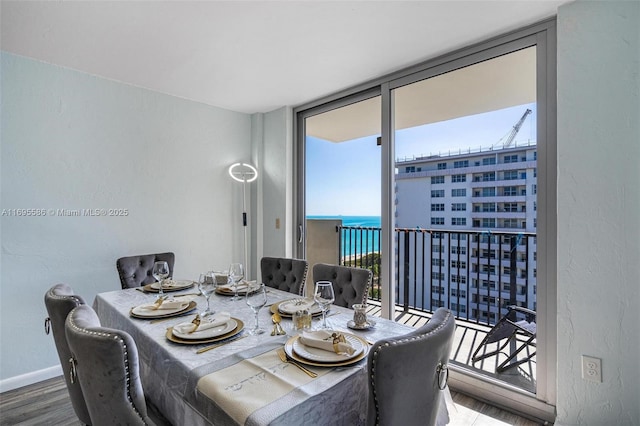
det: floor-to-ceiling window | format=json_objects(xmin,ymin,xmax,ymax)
[
  {"xmin": 294, "ymin": 20, "xmax": 556, "ymax": 420},
  {"xmin": 302, "ymin": 94, "xmax": 382, "ymax": 286}
]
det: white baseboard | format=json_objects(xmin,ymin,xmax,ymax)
[{"xmin": 0, "ymin": 365, "xmax": 62, "ymax": 394}]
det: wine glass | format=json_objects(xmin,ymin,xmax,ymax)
[
  {"xmin": 245, "ymin": 283, "xmax": 267, "ymax": 335},
  {"xmin": 152, "ymin": 261, "xmax": 170, "ymax": 300},
  {"xmin": 228, "ymin": 263, "xmax": 244, "ymax": 301},
  {"xmin": 314, "ymin": 281, "xmax": 335, "ymax": 330},
  {"xmin": 198, "ymin": 272, "xmax": 217, "ymax": 317}
]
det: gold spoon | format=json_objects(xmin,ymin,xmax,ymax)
[
  {"xmin": 271, "ymin": 314, "xmax": 280, "ymax": 336},
  {"xmin": 272, "ymin": 311, "xmax": 286, "ymax": 335}
]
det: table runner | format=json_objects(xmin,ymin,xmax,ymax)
[
  {"xmin": 184, "ymin": 337, "xmax": 367, "ymax": 426},
  {"xmin": 196, "ymin": 349, "xmax": 331, "ymax": 424}
]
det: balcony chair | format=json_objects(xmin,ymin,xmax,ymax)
[
  {"xmin": 44, "ymin": 284, "xmax": 92, "ymax": 425},
  {"xmin": 260, "ymin": 257, "xmax": 308, "ymax": 296},
  {"xmin": 472, "ymin": 305, "xmax": 537, "ymax": 373},
  {"xmin": 65, "ymin": 305, "xmax": 169, "ymax": 426},
  {"xmin": 367, "ymin": 307, "xmax": 455, "ymax": 426},
  {"xmin": 116, "ymin": 252, "xmax": 175, "ymax": 289},
  {"xmin": 312, "ymin": 263, "xmax": 371, "ymax": 308}
]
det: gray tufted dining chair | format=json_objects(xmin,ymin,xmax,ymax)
[
  {"xmin": 65, "ymin": 305, "xmax": 168, "ymax": 426},
  {"xmin": 311, "ymin": 263, "xmax": 372, "ymax": 308},
  {"xmin": 116, "ymin": 252, "xmax": 175, "ymax": 289},
  {"xmin": 366, "ymin": 308, "xmax": 455, "ymax": 426},
  {"xmin": 260, "ymin": 257, "xmax": 308, "ymax": 296},
  {"xmin": 44, "ymin": 284, "xmax": 92, "ymax": 425}
]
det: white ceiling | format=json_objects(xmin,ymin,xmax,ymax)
[
  {"xmin": 0, "ymin": 1, "xmax": 568, "ymax": 115},
  {"xmin": 307, "ymin": 46, "xmax": 536, "ymax": 142}
]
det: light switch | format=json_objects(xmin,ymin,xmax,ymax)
[{"xmin": 276, "ymin": 218, "xmax": 280, "ymax": 229}]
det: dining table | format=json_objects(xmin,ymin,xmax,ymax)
[{"xmin": 93, "ymin": 283, "xmax": 450, "ymax": 426}]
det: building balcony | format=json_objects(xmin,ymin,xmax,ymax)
[
  {"xmin": 470, "ymin": 194, "xmax": 527, "ymax": 202},
  {"xmin": 306, "ymin": 219, "xmax": 537, "ymax": 394},
  {"xmin": 365, "ymin": 301, "xmax": 536, "ymax": 393}
]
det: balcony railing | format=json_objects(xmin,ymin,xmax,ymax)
[{"xmin": 338, "ymin": 225, "xmax": 536, "ymax": 328}]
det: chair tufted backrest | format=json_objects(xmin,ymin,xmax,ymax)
[
  {"xmin": 65, "ymin": 305, "xmax": 154, "ymax": 426},
  {"xmin": 260, "ymin": 257, "xmax": 308, "ymax": 296},
  {"xmin": 311, "ymin": 263, "xmax": 372, "ymax": 308},
  {"xmin": 366, "ymin": 308, "xmax": 455, "ymax": 426},
  {"xmin": 44, "ymin": 284, "xmax": 92, "ymax": 425},
  {"xmin": 116, "ymin": 252, "xmax": 175, "ymax": 289}
]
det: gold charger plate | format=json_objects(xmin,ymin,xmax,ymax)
[
  {"xmin": 283, "ymin": 335, "xmax": 369, "ymax": 367},
  {"xmin": 215, "ymin": 287, "xmax": 259, "ymax": 297},
  {"xmin": 270, "ymin": 300, "xmax": 324, "ymax": 318},
  {"xmin": 142, "ymin": 280, "xmax": 195, "ymax": 293},
  {"xmin": 165, "ymin": 318, "xmax": 244, "ymax": 345},
  {"xmin": 130, "ymin": 301, "xmax": 197, "ymax": 319}
]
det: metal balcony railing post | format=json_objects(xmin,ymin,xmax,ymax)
[
  {"xmin": 337, "ymin": 225, "xmax": 343, "ymax": 265},
  {"xmin": 509, "ymin": 235, "xmax": 518, "ymax": 307},
  {"xmin": 403, "ymin": 230, "xmax": 410, "ymax": 312}
]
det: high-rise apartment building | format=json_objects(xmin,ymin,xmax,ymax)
[{"xmin": 395, "ymin": 143, "xmax": 537, "ymax": 324}]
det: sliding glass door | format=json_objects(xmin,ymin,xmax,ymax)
[
  {"xmin": 392, "ymin": 47, "xmax": 538, "ymax": 392},
  {"xmin": 297, "ymin": 93, "xmax": 382, "ymax": 289},
  {"xmin": 294, "ymin": 20, "xmax": 556, "ymax": 419}
]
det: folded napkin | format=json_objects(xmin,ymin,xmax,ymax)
[
  {"xmin": 299, "ymin": 330, "xmax": 356, "ymax": 355},
  {"xmin": 218, "ymin": 281, "xmax": 255, "ymax": 293},
  {"xmin": 174, "ymin": 312, "xmax": 231, "ymax": 334},
  {"xmin": 141, "ymin": 300, "xmax": 186, "ymax": 310},
  {"xmin": 278, "ymin": 298, "xmax": 316, "ymax": 315},
  {"xmin": 219, "ymin": 284, "xmax": 248, "ymax": 292}
]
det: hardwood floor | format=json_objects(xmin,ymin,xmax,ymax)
[
  {"xmin": 0, "ymin": 376, "xmax": 545, "ymax": 426},
  {"xmin": 0, "ymin": 377, "xmax": 82, "ymax": 426}
]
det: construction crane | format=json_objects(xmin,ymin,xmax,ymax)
[{"xmin": 494, "ymin": 108, "xmax": 532, "ymax": 149}]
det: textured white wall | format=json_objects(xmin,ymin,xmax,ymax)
[
  {"xmin": 260, "ymin": 107, "xmax": 291, "ymax": 259},
  {"xmin": 0, "ymin": 53, "xmax": 251, "ymax": 381},
  {"xmin": 556, "ymin": 1, "xmax": 639, "ymax": 424}
]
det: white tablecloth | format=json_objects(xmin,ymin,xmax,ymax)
[{"xmin": 93, "ymin": 287, "xmax": 447, "ymax": 425}]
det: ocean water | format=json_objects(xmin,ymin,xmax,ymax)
[
  {"xmin": 307, "ymin": 215, "xmax": 381, "ymax": 228},
  {"xmin": 307, "ymin": 215, "xmax": 381, "ymax": 256}
]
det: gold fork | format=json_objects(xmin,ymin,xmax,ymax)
[{"xmin": 276, "ymin": 348, "xmax": 318, "ymax": 378}]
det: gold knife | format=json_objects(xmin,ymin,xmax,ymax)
[{"xmin": 196, "ymin": 335, "xmax": 248, "ymax": 354}]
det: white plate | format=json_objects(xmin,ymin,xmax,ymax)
[
  {"xmin": 278, "ymin": 299, "xmax": 323, "ymax": 315},
  {"xmin": 149, "ymin": 279, "xmax": 194, "ymax": 290},
  {"xmin": 172, "ymin": 319, "xmax": 238, "ymax": 340},
  {"xmin": 131, "ymin": 302, "xmax": 191, "ymax": 317},
  {"xmin": 292, "ymin": 332, "xmax": 364, "ymax": 362}
]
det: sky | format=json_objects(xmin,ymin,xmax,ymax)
[{"xmin": 306, "ymin": 102, "xmax": 536, "ymax": 216}]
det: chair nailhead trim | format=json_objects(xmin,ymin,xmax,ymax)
[
  {"xmin": 48, "ymin": 289, "xmax": 83, "ymax": 306},
  {"xmin": 369, "ymin": 310, "xmax": 453, "ymax": 426},
  {"xmin": 68, "ymin": 315, "xmax": 146, "ymax": 423}
]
